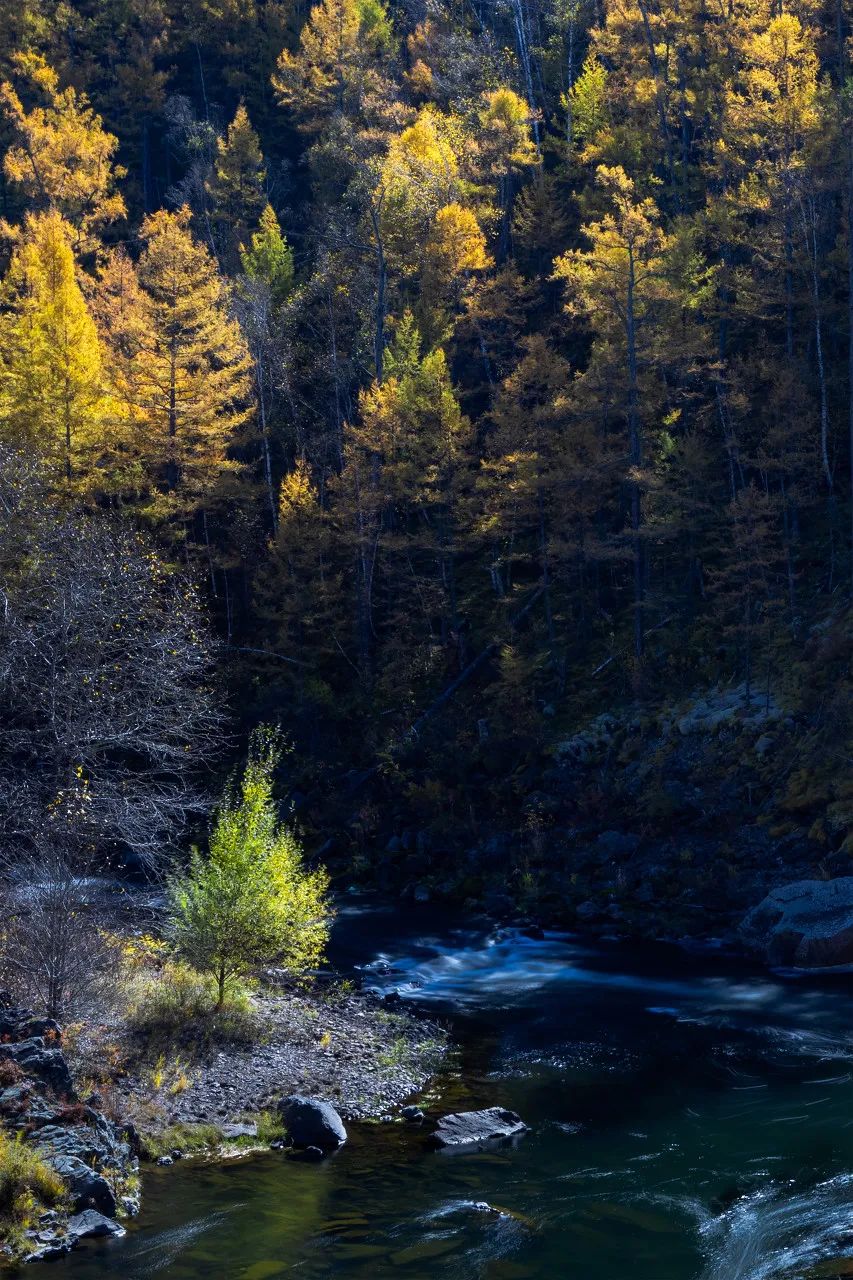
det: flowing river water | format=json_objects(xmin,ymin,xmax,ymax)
[{"xmin": 37, "ymin": 900, "xmax": 853, "ymax": 1279}]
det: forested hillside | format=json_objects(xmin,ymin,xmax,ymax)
[{"xmin": 2, "ymin": 0, "xmax": 853, "ymax": 913}]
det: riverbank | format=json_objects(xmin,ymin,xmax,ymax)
[
  {"xmin": 323, "ymin": 681, "xmax": 853, "ymax": 965},
  {"xmin": 71, "ymin": 980, "xmax": 447, "ymax": 1146},
  {"xmin": 0, "ymin": 969, "xmax": 447, "ymax": 1266}
]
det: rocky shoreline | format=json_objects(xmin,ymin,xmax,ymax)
[
  {"xmin": 0, "ymin": 985, "xmax": 447, "ymax": 1266},
  {"xmin": 0, "ymin": 1002, "xmax": 139, "ymax": 1264},
  {"xmin": 347, "ymin": 683, "xmax": 853, "ymax": 969}
]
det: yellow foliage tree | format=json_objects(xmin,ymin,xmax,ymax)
[
  {"xmin": 554, "ymin": 165, "xmax": 675, "ymax": 659},
  {"xmin": 99, "ymin": 207, "xmax": 253, "ymax": 519},
  {"xmin": 273, "ymin": 0, "xmax": 393, "ymax": 127},
  {"xmin": 207, "ymin": 102, "xmax": 267, "ymax": 260},
  {"xmin": 422, "ymin": 202, "xmax": 492, "ymax": 330},
  {"xmin": 335, "ymin": 315, "xmax": 473, "ymax": 689},
  {"xmin": 478, "ymin": 88, "xmax": 538, "ymax": 181},
  {"xmin": 0, "ymin": 210, "xmax": 110, "ymax": 487},
  {"xmin": 378, "ymin": 106, "xmax": 468, "ymax": 282},
  {"xmin": 256, "ymin": 460, "xmax": 341, "ymax": 678},
  {"xmin": 0, "ymin": 54, "xmax": 126, "ymax": 249}
]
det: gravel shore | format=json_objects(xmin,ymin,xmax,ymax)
[{"xmin": 73, "ymin": 984, "xmax": 447, "ymax": 1136}]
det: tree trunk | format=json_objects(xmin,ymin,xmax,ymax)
[{"xmin": 626, "ymin": 248, "xmax": 644, "ymax": 660}]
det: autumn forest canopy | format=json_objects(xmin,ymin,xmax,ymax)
[{"xmin": 2, "ymin": 0, "xmax": 853, "ymax": 892}]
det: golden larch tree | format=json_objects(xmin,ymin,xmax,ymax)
[
  {"xmin": 0, "ymin": 53, "xmax": 126, "ymax": 249},
  {"xmin": 117, "ymin": 207, "xmax": 254, "ymax": 519},
  {"xmin": 0, "ymin": 210, "xmax": 110, "ymax": 487}
]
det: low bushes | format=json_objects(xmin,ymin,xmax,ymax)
[
  {"xmin": 123, "ymin": 959, "xmax": 259, "ymax": 1053},
  {"xmin": 0, "ymin": 1129, "xmax": 65, "ymax": 1247}
]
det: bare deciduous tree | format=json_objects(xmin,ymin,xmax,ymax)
[
  {"xmin": 0, "ymin": 447, "xmax": 225, "ymax": 873},
  {"xmin": 1, "ymin": 836, "xmax": 114, "ymax": 1019}
]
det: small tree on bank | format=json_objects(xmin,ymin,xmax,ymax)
[{"xmin": 168, "ymin": 729, "xmax": 331, "ymax": 1008}]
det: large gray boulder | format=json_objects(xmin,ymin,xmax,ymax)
[
  {"xmin": 47, "ymin": 1154, "xmax": 117, "ymax": 1216},
  {"xmin": 740, "ymin": 878, "xmax": 853, "ymax": 966},
  {"xmin": 67, "ymin": 1210, "xmax": 126, "ymax": 1241},
  {"xmin": 433, "ymin": 1107, "xmax": 528, "ymax": 1149},
  {"xmin": 277, "ymin": 1095, "xmax": 347, "ymax": 1152},
  {"xmin": 674, "ymin": 683, "xmax": 781, "ymax": 736}
]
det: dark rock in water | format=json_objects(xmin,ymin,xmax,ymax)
[
  {"xmin": 27, "ymin": 1236, "xmax": 72, "ymax": 1262},
  {"xmin": 401, "ymin": 1105, "xmax": 424, "ymax": 1122},
  {"xmin": 157, "ymin": 1154, "xmax": 174, "ymax": 1166},
  {"xmin": 0, "ymin": 1037, "xmax": 74, "ymax": 1097},
  {"xmin": 67, "ymin": 1210, "xmax": 126, "ymax": 1240},
  {"xmin": 433, "ymin": 1107, "xmax": 528, "ymax": 1149},
  {"xmin": 482, "ymin": 890, "xmax": 514, "ymax": 918},
  {"xmin": 287, "ymin": 1144, "xmax": 325, "ymax": 1162},
  {"xmin": 277, "ymin": 1094, "xmax": 347, "ymax": 1151},
  {"xmin": 740, "ymin": 877, "xmax": 853, "ymax": 966},
  {"xmin": 47, "ymin": 1154, "xmax": 117, "ymax": 1216},
  {"xmin": 520, "ymin": 924, "xmax": 545, "ymax": 941},
  {"xmin": 575, "ymin": 900, "xmax": 599, "ymax": 922}
]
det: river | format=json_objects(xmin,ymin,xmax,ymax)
[{"xmin": 35, "ymin": 899, "xmax": 853, "ymax": 1279}]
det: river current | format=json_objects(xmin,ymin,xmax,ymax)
[{"xmin": 36, "ymin": 900, "xmax": 853, "ymax": 1279}]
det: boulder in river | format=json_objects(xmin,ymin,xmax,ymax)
[
  {"xmin": 740, "ymin": 877, "xmax": 853, "ymax": 966},
  {"xmin": 277, "ymin": 1094, "xmax": 347, "ymax": 1152},
  {"xmin": 67, "ymin": 1210, "xmax": 126, "ymax": 1241},
  {"xmin": 433, "ymin": 1107, "xmax": 528, "ymax": 1149}
]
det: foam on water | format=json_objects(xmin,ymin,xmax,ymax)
[
  {"xmin": 361, "ymin": 928, "xmax": 853, "ymax": 1061},
  {"xmin": 699, "ymin": 1175, "xmax": 853, "ymax": 1280}
]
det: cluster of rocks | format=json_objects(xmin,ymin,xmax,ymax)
[
  {"xmin": 369, "ymin": 680, "xmax": 844, "ymax": 943},
  {"xmin": 0, "ymin": 999, "xmax": 138, "ymax": 1264},
  {"xmin": 278, "ymin": 1094, "xmax": 528, "ymax": 1159}
]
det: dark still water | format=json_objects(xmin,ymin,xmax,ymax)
[{"xmin": 38, "ymin": 902, "xmax": 853, "ymax": 1280}]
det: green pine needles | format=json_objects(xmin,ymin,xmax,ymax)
[{"xmin": 168, "ymin": 728, "xmax": 331, "ymax": 1008}]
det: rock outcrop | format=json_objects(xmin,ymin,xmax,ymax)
[
  {"xmin": 0, "ymin": 1001, "xmax": 138, "ymax": 1264},
  {"xmin": 740, "ymin": 877, "xmax": 853, "ymax": 966}
]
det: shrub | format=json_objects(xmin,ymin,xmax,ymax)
[
  {"xmin": 0, "ymin": 1131, "xmax": 65, "ymax": 1232},
  {"xmin": 138, "ymin": 1121, "xmax": 225, "ymax": 1162},
  {"xmin": 124, "ymin": 960, "xmax": 258, "ymax": 1053},
  {"xmin": 255, "ymin": 1110, "xmax": 286, "ymax": 1145},
  {"xmin": 0, "ymin": 1061, "xmax": 24, "ymax": 1089}
]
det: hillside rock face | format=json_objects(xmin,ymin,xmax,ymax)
[
  {"xmin": 740, "ymin": 878, "xmax": 853, "ymax": 967},
  {"xmin": 0, "ymin": 999, "xmax": 139, "ymax": 1263}
]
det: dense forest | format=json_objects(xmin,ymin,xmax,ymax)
[{"xmin": 2, "ymin": 0, "xmax": 853, "ymax": 915}]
